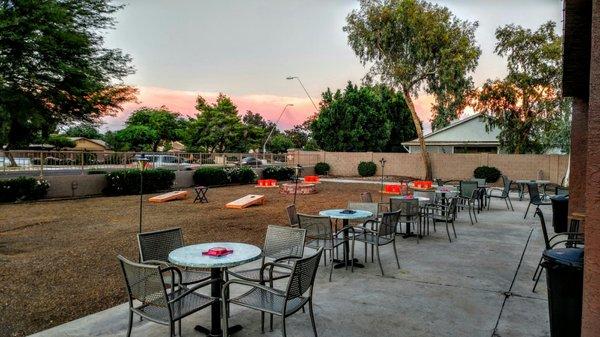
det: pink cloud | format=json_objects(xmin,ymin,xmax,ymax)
[{"xmin": 101, "ymin": 86, "xmax": 434, "ymax": 132}]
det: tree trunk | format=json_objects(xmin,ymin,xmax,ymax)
[{"xmin": 402, "ymin": 90, "xmax": 433, "ymax": 180}]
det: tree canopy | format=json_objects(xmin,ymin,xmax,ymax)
[
  {"xmin": 472, "ymin": 21, "xmax": 568, "ymax": 154},
  {"xmin": 64, "ymin": 124, "xmax": 103, "ymax": 140},
  {"xmin": 344, "ymin": 0, "xmax": 480, "ymax": 178},
  {"xmin": 125, "ymin": 107, "xmax": 184, "ymax": 151},
  {"xmin": 0, "ymin": 0, "xmax": 136, "ymax": 157}
]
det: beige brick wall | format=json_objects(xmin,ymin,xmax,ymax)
[{"xmin": 291, "ymin": 150, "xmax": 569, "ymax": 184}]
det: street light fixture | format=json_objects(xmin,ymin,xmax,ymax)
[
  {"xmin": 263, "ymin": 104, "xmax": 294, "ymax": 154},
  {"xmin": 286, "ymin": 76, "xmax": 319, "ymax": 112}
]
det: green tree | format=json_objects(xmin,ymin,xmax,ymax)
[
  {"xmin": 115, "ymin": 125, "xmax": 159, "ymax": 151},
  {"xmin": 64, "ymin": 124, "xmax": 103, "ymax": 140},
  {"xmin": 126, "ymin": 107, "xmax": 183, "ymax": 151},
  {"xmin": 185, "ymin": 94, "xmax": 245, "ymax": 153},
  {"xmin": 345, "ymin": 0, "xmax": 480, "ymax": 179},
  {"xmin": 48, "ymin": 134, "xmax": 76, "ymax": 149},
  {"xmin": 473, "ymin": 22, "xmax": 567, "ymax": 154},
  {"xmin": 375, "ymin": 85, "xmax": 418, "ymax": 152},
  {"xmin": 284, "ymin": 124, "xmax": 309, "ymax": 149},
  {"xmin": 311, "ymin": 82, "xmax": 392, "ymax": 152},
  {"xmin": 0, "ymin": 0, "xmax": 136, "ymax": 165},
  {"xmin": 241, "ymin": 110, "xmax": 272, "ymax": 152},
  {"xmin": 269, "ymin": 134, "xmax": 294, "ymax": 154}
]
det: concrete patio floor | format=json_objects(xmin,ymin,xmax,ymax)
[{"xmin": 31, "ymin": 193, "xmax": 551, "ymax": 337}]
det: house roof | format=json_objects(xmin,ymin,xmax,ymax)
[
  {"xmin": 402, "ymin": 113, "xmax": 500, "ymax": 146},
  {"xmin": 68, "ymin": 137, "xmax": 109, "ymax": 148}
]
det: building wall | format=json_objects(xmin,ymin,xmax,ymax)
[{"xmin": 291, "ymin": 150, "xmax": 569, "ymax": 184}]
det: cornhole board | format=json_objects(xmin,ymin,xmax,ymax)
[
  {"xmin": 225, "ymin": 194, "xmax": 266, "ymax": 209},
  {"xmin": 149, "ymin": 190, "xmax": 188, "ymax": 203}
]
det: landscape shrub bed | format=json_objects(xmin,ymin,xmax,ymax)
[
  {"xmin": 103, "ymin": 169, "xmax": 175, "ymax": 195},
  {"xmin": 474, "ymin": 166, "xmax": 502, "ymax": 183},
  {"xmin": 0, "ymin": 177, "xmax": 49, "ymax": 202},
  {"xmin": 227, "ymin": 166, "xmax": 257, "ymax": 184},
  {"xmin": 314, "ymin": 162, "xmax": 330, "ymax": 175},
  {"xmin": 262, "ymin": 166, "xmax": 295, "ymax": 181},
  {"xmin": 193, "ymin": 167, "xmax": 230, "ymax": 186},
  {"xmin": 87, "ymin": 169, "xmax": 108, "ymax": 175},
  {"xmin": 358, "ymin": 161, "xmax": 377, "ymax": 177}
]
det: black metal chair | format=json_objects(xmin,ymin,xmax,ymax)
[
  {"xmin": 137, "ymin": 228, "xmax": 210, "ymax": 285},
  {"xmin": 389, "ymin": 198, "xmax": 422, "ymax": 241},
  {"xmin": 424, "ymin": 197, "xmax": 459, "ymax": 242},
  {"xmin": 353, "ymin": 210, "xmax": 401, "ymax": 276},
  {"xmin": 227, "ymin": 225, "xmax": 306, "ymax": 283},
  {"xmin": 531, "ymin": 209, "xmax": 584, "ymax": 292},
  {"xmin": 297, "ymin": 214, "xmax": 350, "ymax": 282},
  {"xmin": 286, "ymin": 204, "xmax": 300, "ymax": 228},
  {"xmin": 118, "ymin": 255, "xmax": 218, "ymax": 337},
  {"xmin": 221, "ymin": 248, "xmax": 324, "ymax": 337},
  {"xmin": 486, "ymin": 175, "xmax": 514, "ymax": 211},
  {"xmin": 458, "ymin": 180, "xmax": 479, "ymax": 225},
  {"xmin": 524, "ymin": 183, "xmax": 552, "ymax": 218}
]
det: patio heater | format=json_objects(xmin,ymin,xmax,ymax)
[
  {"xmin": 293, "ymin": 164, "xmax": 303, "ymax": 205},
  {"xmin": 379, "ymin": 157, "xmax": 386, "ymax": 201},
  {"xmin": 137, "ymin": 154, "xmax": 149, "ymax": 235}
]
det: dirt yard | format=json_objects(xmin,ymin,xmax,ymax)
[{"xmin": 0, "ymin": 182, "xmax": 380, "ymax": 336}]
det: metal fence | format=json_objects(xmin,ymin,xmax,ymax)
[{"xmin": 0, "ymin": 150, "xmax": 320, "ymax": 177}]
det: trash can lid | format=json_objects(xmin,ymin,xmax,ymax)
[
  {"xmin": 550, "ymin": 195, "xmax": 569, "ymax": 201},
  {"xmin": 543, "ymin": 248, "xmax": 584, "ymax": 268}
]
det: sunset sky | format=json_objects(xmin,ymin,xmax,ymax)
[{"xmin": 102, "ymin": 0, "xmax": 562, "ymax": 132}]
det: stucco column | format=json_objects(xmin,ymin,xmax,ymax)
[
  {"xmin": 569, "ymin": 98, "xmax": 588, "ymax": 215},
  {"xmin": 582, "ymin": 1, "xmax": 600, "ymax": 335}
]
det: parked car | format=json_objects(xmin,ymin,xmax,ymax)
[
  {"xmin": 238, "ymin": 156, "xmax": 262, "ymax": 166},
  {"xmin": 131, "ymin": 154, "xmax": 200, "ymax": 171}
]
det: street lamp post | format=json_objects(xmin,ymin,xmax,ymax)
[
  {"xmin": 263, "ymin": 104, "xmax": 294, "ymax": 154},
  {"xmin": 286, "ymin": 76, "xmax": 319, "ymax": 112},
  {"xmin": 137, "ymin": 154, "xmax": 149, "ymax": 235},
  {"xmin": 379, "ymin": 158, "xmax": 386, "ymax": 202}
]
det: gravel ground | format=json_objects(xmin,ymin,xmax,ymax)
[{"xmin": 0, "ymin": 182, "xmax": 380, "ymax": 337}]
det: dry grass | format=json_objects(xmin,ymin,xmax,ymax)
[{"xmin": 0, "ymin": 182, "xmax": 378, "ymax": 336}]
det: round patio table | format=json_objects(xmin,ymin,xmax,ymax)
[
  {"xmin": 169, "ymin": 242, "xmax": 262, "ymax": 337},
  {"xmin": 515, "ymin": 179, "xmax": 551, "ymax": 201},
  {"xmin": 319, "ymin": 209, "xmax": 372, "ymax": 269}
]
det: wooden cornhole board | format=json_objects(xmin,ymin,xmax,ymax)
[
  {"xmin": 225, "ymin": 194, "xmax": 266, "ymax": 209},
  {"xmin": 149, "ymin": 190, "xmax": 188, "ymax": 203}
]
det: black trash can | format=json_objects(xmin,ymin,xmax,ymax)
[
  {"xmin": 542, "ymin": 248, "xmax": 584, "ymax": 337},
  {"xmin": 551, "ymin": 195, "xmax": 569, "ymax": 233}
]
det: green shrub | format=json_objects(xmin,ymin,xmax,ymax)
[
  {"xmin": 0, "ymin": 177, "xmax": 49, "ymax": 202},
  {"xmin": 227, "ymin": 166, "xmax": 257, "ymax": 184},
  {"xmin": 314, "ymin": 162, "xmax": 330, "ymax": 175},
  {"xmin": 103, "ymin": 169, "xmax": 175, "ymax": 195},
  {"xmin": 262, "ymin": 166, "xmax": 295, "ymax": 181},
  {"xmin": 357, "ymin": 161, "xmax": 377, "ymax": 177},
  {"xmin": 87, "ymin": 169, "xmax": 107, "ymax": 175},
  {"xmin": 193, "ymin": 167, "xmax": 229, "ymax": 186},
  {"xmin": 474, "ymin": 166, "xmax": 502, "ymax": 183}
]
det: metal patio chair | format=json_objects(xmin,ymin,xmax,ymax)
[
  {"xmin": 118, "ymin": 255, "xmax": 218, "ymax": 337},
  {"xmin": 221, "ymin": 248, "xmax": 324, "ymax": 337},
  {"xmin": 286, "ymin": 204, "xmax": 300, "ymax": 228},
  {"xmin": 297, "ymin": 214, "xmax": 350, "ymax": 282},
  {"xmin": 389, "ymin": 198, "xmax": 422, "ymax": 241},
  {"xmin": 524, "ymin": 183, "xmax": 552, "ymax": 218},
  {"xmin": 353, "ymin": 210, "xmax": 401, "ymax": 276},
  {"xmin": 486, "ymin": 175, "xmax": 514, "ymax": 211},
  {"xmin": 137, "ymin": 228, "xmax": 210, "ymax": 285},
  {"xmin": 424, "ymin": 197, "xmax": 459, "ymax": 242},
  {"xmin": 458, "ymin": 180, "xmax": 479, "ymax": 225}
]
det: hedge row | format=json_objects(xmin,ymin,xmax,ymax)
[
  {"xmin": 0, "ymin": 177, "xmax": 49, "ymax": 202},
  {"xmin": 193, "ymin": 166, "xmax": 257, "ymax": 186},
  {"xmin": 103, "ymin": 169, "xmax": 176, "ymax": 196},
  {"xmin": 358, "ymin": 161, "xmax": 377, "ymax": 177},
  {"xmin": 261, "ymin": 166, "xmax": 295, "ymax": 181}
]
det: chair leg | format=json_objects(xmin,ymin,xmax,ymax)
[
  {"xmin": 351, "ymin": 238, "xmax": 355, "ymax": 272},
  {"xmin": 222, "ymin": 295, "xmax": 230, "ymax": 337},
  {"xmin": 532, "ymin": 267, "xmax": 543, "ymax": 292},
  {"xmin": 170, "ymin": 321, "xmax": 175, "ymax": 337},
  {"xmin": 392, "ymin": 241, "xmax": 400, "ymax": 269},
  {"xmin": 375, "ymin": 245, "xmax": 384, "ymax": 276},
  {"xmin": 371, "ymin": 245, "xmax": 374, "ymax": 263},
  {"xmin": 261, "ymin": 311, "xmax": 265, "ymax": 333},
  {"xmin": 281, "ymin": 316, "xmax": 287, "ymax": 337},
  {"xmin": 445, "ymin": 220, "xmax": 452, "ymax": 242},
  {"xmin": 364, "ymin": 242, "xmax": 367, "ymax": 263},
  {"xmin": 309, "ymin": 299, "xmax": 318, "ymax": 337},
  {"xmin": 329, "ymin": 250, "xmax": 334, "ymax": 282},
  {"xmin": 508, "ymin": 197, "xmax": 514, "ymax": 211},
  {"xmin": 487, "ymin": 197, "xmax": 491, "ymax": 210},
  {"xmin": 524, "ymin": 202, "xmax": 531, "ymax": 218},
  {"xmin": 467, "ymin": 204, "xmax": 474, "ymax": 225},
  {"xmin": 533, "ymin": 257, "xmax": 543, "ymax": 280},
  {"xmin": 472, "ymin": 203, "xmax": 478, "ymax": 223},
  {"xmin": 270, "ymin": 313, "xmax": 274, "ymax": 332},
  {"xmin": 451, "ymin": 221, "xmax": 457, "ymax": 238},
  {"xmin": 126, "ymin": 310, "xmax": 133, "ymax": 337}
]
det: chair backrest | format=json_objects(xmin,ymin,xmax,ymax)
[
  {"xmin": 297, "ymin": 214, "xmax": 333, "ymax": 241},
  {"xmin": 118, "ymin": 255, "xmax": 168, "ymax": 307},
  {"xmin": 471, "ymin": 178, "xmax": 486, "ymax": 187},
  {"xmin": 360, "ymin": 192, "xmax": 373, "ymax": 203},
  {"xmin": 527, "ymin": 183, "xmax": 542, "ymax": 203},
  {"xmin": 378, "ymin": 210, "xmax": 401, "ymax": 237},
  {"xmin": 286, "ymin": 204, "xmax": 299, "ymax": 228},
  {"xmin": 501, "ymin": 175, "xmax": 511, "ymax": 197},
  {"xmin": 263, "ymin": 225, "xmax": 306, "ymax": 260},
  {"xmin": 389, "ymin": 198, "xmax": 419, "ymax": 216},
  {"xmin": 347, "ymin": 202, "xmax": 379, "ymax": 219},
  {"xmin": 459, "ymin": 181, "xmax": 478, "ymax": 199},
  {"xmin": 434, "ymin": 178, "xmax": 444, "ymax": 187},
  {"xmin": 535, "ymin": 209, "xmax": 552, "ymax": 250},
  {"xmin": 138, "ymin": 228, "xmax": 184, "ymax": 263},
  {"xmin": 285, "ymin": 247, "xmax": 323, "ymax": 300}
]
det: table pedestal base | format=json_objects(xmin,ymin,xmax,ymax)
[
  {"xmin": 333, "ymin": 258, "xmax": 364, "ymax": 269},
  {"xmin": 195, "ymin": 324, "xmax": 242, "ymax": 337}
]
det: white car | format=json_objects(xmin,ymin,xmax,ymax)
[{"xmin": 132, "ymin": 154, "xmax": 200, "ymax": 171}]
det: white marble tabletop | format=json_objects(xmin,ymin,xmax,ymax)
[
  {"xmin": 168, "ymin": 242, "xmax": 262, "ymax": 269},
  {"xmin": 319, "ymin": 209, "xmax": 373, "ymax": 220}
]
